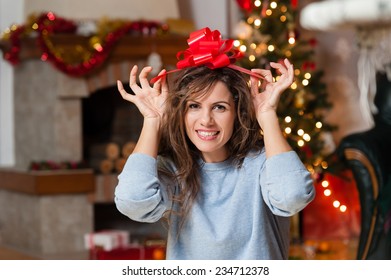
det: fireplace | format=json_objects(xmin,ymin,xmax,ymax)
[{"xmin": 0, "ymin": 34, "xmax": 185, "ymax": 258}]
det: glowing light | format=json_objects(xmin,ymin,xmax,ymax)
[
  {"xmin": 284, "ymin": 127, "xmax": 292, "ymax": 134},
  {"xmin": 298, "ymin": 140, "xmax": 305, "ymax": 147},
  {"xmin": 290, "ymin": 82, "xmax": 297, "ymax": 90},
  {"xmin": 321, "ymin": 180, "xmax": 329, "ymax": 188},
  {"xmin": 270, "ymin": 2, "xmax": 277, "ymax": 9},
  {"xmin": 294, "ymin": 69, "xmax": 301, "ymax": 75},
  {"xmin": 303, "ymin": 134, "xmax": 311, "ymax": 142},
  {"xmin": 316, "ymin": 122, "xmax": 323, "ymax": 128},
  {"xmin": 340, "ymin": 205, "xmax": 347, "ymax": 212},
  {"xmin": 268, "ymin": 45, "xmax": 275, "ymax": 52},
  {"xmin": 234, "ymin": 40, "xmax": 241, "ymax": 47},
  {"xmin": 266, "ymin": 9, "xmax": 273, "ymax": 16},
  {"xmin": 304, "ymin": 73, "xmax": 312, "ymax": 79},
  {"xmin": 285, "ymin": 116, "xmax": 292, "ymax": 123},
  {"xmin": 302, "ymin": 79, "xmax": 309, "ymax": 86},
  {"xmin": 288, "ymin": 37, "xmax": 296, "ymax": 44},
  {"xmin": 41, "ymin": 53, "xmax": 48, "ymax": 61},
  {"xmin": 239, "ymin": 45, "xmax": 247, "ymax": 52},
  {"xmin": 250, "ymin": 43, "xmax": 257, "ymax": 49},
  {"xmin": 254, "ymin": 19, "xmax": 262, "ymax": 27},
  {"xmin": 247, "ymin": 17, "xmax": 254, "ymax": 24},
  {"xmin": 281, "ymin": 5, "xmax": 288, "ymax": 12},
  {"xmin": 93, "ymin": 43, "xmax": 103, "ymax": 52},
  {"xmin": 324, "ymin": 189, "xmax": 331, "ymax": 196},
  {"xmin": 321, "ymin": 161, "xmax": 329, "ymax": 169},
  {"xmin": 297, "ymin": 129, "xmax": 304, "ymax": 136},
  {"xmin": 249, "ymin": 55, "xmax": 256, "ymax": 62},
  {"xmin": 254, "ymin": 0, "xmax": 261, "ymax": 7},
  {"xmin": 280, "ymin": 15, "xmax": 287, "ymax": 22},
  {"xmin": 285, "ymin": 50, "xmax": 292, "ymax": 57},
  {"xmin": 47, "ymin": 12, "xmax": 56, "ymax": 21},
  {"xmin": 333, "ymin": 200, "xmax": 341, "ymax": 208}
]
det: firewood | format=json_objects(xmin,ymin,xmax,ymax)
[
  {"xmin": 89, "ymin": 142, "xmax": 120, "ymax": 160},
  {"xmin": 121, "ymin": 141, "xmax": 136, "ymax": 158},
  {"xmin": 114, "ymin": 157, "xmax": 127, "ymax": 173}
]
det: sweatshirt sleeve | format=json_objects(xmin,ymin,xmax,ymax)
[
  {"xmin": 114, "ymin": 153, "xmax": 170, "ymax": 223},
  {"xmin": 260, "ymin": 150, "xmax": 315, "ymax": 216}
]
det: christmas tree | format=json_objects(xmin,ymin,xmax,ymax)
[{"xmin": 234, "ymin": 0, "xmax": 336, "ymax": 178}]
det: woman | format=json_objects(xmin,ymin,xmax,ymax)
[{"xmin": 114, "ymin": 52, "xmax": 315, "ymax": 259}]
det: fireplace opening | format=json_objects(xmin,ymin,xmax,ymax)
[
  {"xmin": 82, "ymin": 83, "xmax": 143, "ymax": 163},
  {"xmin": 83, "ymin": 84, "xmax": 167, "ymax": 243}
]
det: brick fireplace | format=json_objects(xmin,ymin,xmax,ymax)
[{"xmin": 0, "ymin": 34, "xmax": 186, "ymax": 258}]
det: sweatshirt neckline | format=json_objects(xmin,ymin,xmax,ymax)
[{"xmin": 198, "ymin": 157, "xmax": 233, "ymax": 171}]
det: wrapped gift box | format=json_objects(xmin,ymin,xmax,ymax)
[
  {"xmin": 84, "ymin": 230, "xmax": 130, "ymax": 251},
  {"xmin": 90, "ymin": 244, "xmax": 166, "ymax": 260}
]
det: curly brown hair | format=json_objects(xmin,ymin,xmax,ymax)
[{"xmin": 158, "ymin": 66, "xmax": 264, "ymax": 230}]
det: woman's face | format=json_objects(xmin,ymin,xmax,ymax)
[{"xmin": 184, "ymin": 81, "xmax": 237, "ymax": 163}]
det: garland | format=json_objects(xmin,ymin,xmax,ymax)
[{"xmin": 1, "ymin": 12, "xmax": 167, "ymax": 77}]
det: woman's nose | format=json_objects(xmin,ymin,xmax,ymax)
[{"xmin": 200, "ymin": 109, "xmax": 214, "ymax": 126}]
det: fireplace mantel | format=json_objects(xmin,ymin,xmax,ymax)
[
  {"xmin": 0, "ymin": 34, "xmax": 188, "ymax": 67},
  {"xmin": 0, "ymin": 168, "xmax": 94, "ymax": 195}
]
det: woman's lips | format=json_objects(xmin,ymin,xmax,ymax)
[{"xmin": 196, "ymin": 130, "xmax": 219, "ymax": 140}]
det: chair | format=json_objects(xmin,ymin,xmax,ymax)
[{"xmin": 337, "ymin": 72, "xmax": 391, "ymax": 259}]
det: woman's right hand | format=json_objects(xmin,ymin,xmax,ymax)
[{"xmin": 117, "ymin": 65, "xmax": 168, "ymax": 122}]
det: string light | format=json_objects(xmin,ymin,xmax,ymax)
[
  {"xmin": 315, "ymin": 122, "xmax": 323, "ymax": 129},
  {"xmin": 284, "ymin": 127, "xmax": 292, "ymax": 134},
  {"xmin": 285, "ymin": 116, "xmax": 292, "ymax": 123},
  {"xmin": 302, "ymin": 79, "xmax": 309, "ymax": 86},
  {"xmin": 297, "ymin": 129, "xmax": 304, "ymax": 136},
  {"xmin": 254, "ymin": 19, "xmax": 262, "ymax": 27},
  {"xmin": 340, "ymin": 205, "xmax": 347, "ymax": 212},
  {"xmin": 297, "ymin": 140, "xmax": 305, "ymax": 147},
  {"xmin": 304, "ymin": 72, "xmax": 312, "ymax": 79},
  {"xmin": 268, "ymin": 45, "xmax": 275, "ymax": 52},
  {"xmin": 280, "ymin": 15, "xmax": 287, "ymax": 22},
  {"xmin": 234, "ymin": 40, "xmax": 241, "ymax": 47},
  {"xmin": 324, "ymin": 189, "xmax": 331, "ymax": 196},
  {"xmin": 303, "ymin": 133, "xmax": 311, "ymax": 142},
  {"xmin": 239, "ymin": 45, "xmax": 247, "ymax": 52},
  {"xmin": 249, "ymin": 55, "xmax": 256, "ymax": 62},
  {"xmin": 270, "ymin": 2, "xmax": 277, "ymax": 9},
  {"xmin": 254, "ymin": 0, "xmax": 261, "ymax": 7},
  {"xmin": 266, "ymin": 9, "xmax": 273, "ymax": 16},
  {"xmin": 333, "ymin": 200, "xmax": 340, "ymax": 208},
  {"xmin": 290, "ymin": 82, "xmax": 297, "ymax": 90}
]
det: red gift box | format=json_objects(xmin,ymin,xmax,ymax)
[{"xmin": 90, "ymin": 244, "xmax": 166, "ymax": 260}]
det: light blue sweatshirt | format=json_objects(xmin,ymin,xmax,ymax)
[{"xmin": 114, "ymin": 150, "xmax": 315, "ymax": 259}]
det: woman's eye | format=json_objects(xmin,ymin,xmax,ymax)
[
  {"xmin": 188, "ymin": 103, "xmax": 200, "ymax": 109},
  {"xmin": 213, "ymin": 105, "xmax": 226, "ymax": 111}
]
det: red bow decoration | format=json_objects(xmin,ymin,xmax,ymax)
[
  {"xmin": 176, "ymin": 27, "xmax": 242, "ymax": 69},
  {"xmin": 150, "ymin": 27, "xmax": 264, "ymax": 83}
]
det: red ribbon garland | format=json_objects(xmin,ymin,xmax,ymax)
[{"xmin": 151, "ymin": 27, "xmax": 264, "ymax": 83}]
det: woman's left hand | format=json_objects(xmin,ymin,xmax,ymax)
[{"xmin": 250, "ymin": 58, "xmax": 294, "ymax": 116}]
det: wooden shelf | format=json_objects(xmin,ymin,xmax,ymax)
[{"xmin": 0, "ymin": 168, "xmax": 95, "ymax": 195}]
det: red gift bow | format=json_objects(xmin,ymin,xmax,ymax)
[{"xmin": 150, "ymin": 27, "xmax": 264, "ymax": 83}]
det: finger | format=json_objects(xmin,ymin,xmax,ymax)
[
  {"xmin": 129, "ymin": 65, "xmax": 141, "ymax": 94},
  {"xmin": 253, "ymin": 69, "xmax": 273, "ymax": 84},
  {"xmin": 117, "ymin": 80, "xmax": 135, "ymax": 103},
  {"xmin": 160, "ymin": 70, "xmax": 169, "ymax": 98},
  {"xmin": 139, "ymin": 66, "xmax": 153, "ymax": 89},
  {"xmin": 152, "ymin": 69, "xmax": 166, "ymax": 92},
  {"xmin": 250, "ymin": 75, "xmax": 259, "ymax": 96}
]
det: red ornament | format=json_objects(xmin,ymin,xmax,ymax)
[{"xmin": 235, "ymin": 0, "xmax": 253, "ymax": 13}]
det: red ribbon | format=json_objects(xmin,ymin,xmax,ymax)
[{"xmin": 150, "ymin": 27, "xmax": 264, "ymax": 83}]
